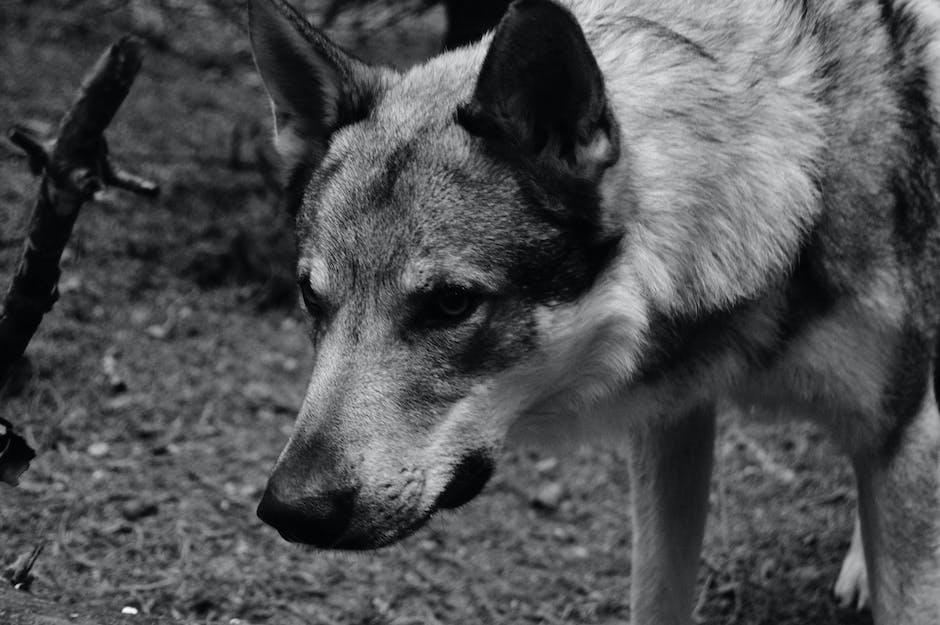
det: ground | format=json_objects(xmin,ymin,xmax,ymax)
[{"xmin": 0, "ymin": 2, "xmax": 873, "ymax": 624}]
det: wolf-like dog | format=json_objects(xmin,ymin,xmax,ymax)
[{"xmin": 248, "ymin": 0, "xmax": 940, "ymax": 622}]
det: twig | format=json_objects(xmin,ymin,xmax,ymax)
[
  {"xmin": 692, "ymin": 571, "xmax": 714, "ymax": 624},
  {"xmin": 0, "ymin": 36, "xmax": 159, "ymax": 484},
  {"xmin": 3, "ymin": 541, "xmax": 45, "ymax": 592},
  {"xmin": 7, "ymin": 129, "xmax": 52, "ymax": 175}
]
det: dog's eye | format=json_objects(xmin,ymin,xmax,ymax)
[
  {"xmin": 297, "ymin": 278, "xmax": 323, "ymax": 317},
  {"xmin": 423, "ymin": 286, "xmax": 481, "ymax": 326},
  {"xmin": 438, "ymin": 288, "xmax": 471, "ymax": 317}
]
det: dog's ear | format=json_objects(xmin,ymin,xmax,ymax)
[
  {"xmin": 249, "ymin": 0, "xmax": 387, "ymax": 170},
  {"xmin": 458, "ymin": 0, "xmax": 619, "ymax": 181}
]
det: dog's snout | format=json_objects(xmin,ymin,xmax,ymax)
[
  {"xmin": 257, "ymin": 478, "xmax": 356, "ymax": 547},
  {"xmin": 434, "ymin": 450, "xmax": 494, "ymax": 510}
]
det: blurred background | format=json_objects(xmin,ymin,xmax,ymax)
[{"xmin": 0, "ymin": 2, "xmax": 867, "ymax": 623}]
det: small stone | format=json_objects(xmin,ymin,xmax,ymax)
[
  {"xmin": 243, "ymin": 382, "xmax": 275, "ymax": 405},
  {"xmin": 59, "ymin": 275, "xmax": 82, "ymax": 294},
  {"xmin": 87, "ymin": 441, "xmax": 110, "ymax": 457},
  {"xmin": 759, "ymin": 558, "xmax": 777, "ymax": 581},
  {"xmin": 531, "ymin": 481, "xmax": 565, "ymax": 511},
  {"xmin": 793, "ymin": 565, "xmax": 822, "ymax": 582},
  {"xmin": 121, "ymin": 606, "xmax": 139, "ymax": 615},
  {"xmin": 256, "ymin": 408, "xmax": 276, "ymax": 421},
  {"xmin": 130, "ymin": 308, "xmax": 150, "ymax": 326},
  {"xmin": 534, "ymin": 457, "xmax": 559, "ymax": 474},
  {"xmin": 146, "ymin": 324, "xmax": 169, "ymax": 339},
  {"xmin": 101, "ymin": 351, "xmax": 127, "ymax": 394},
  {"xmin": 568, "ymin": 545, "xmax": 590, "ymax": 559},
  {"xmin": 105, "ymin": 394, "xmax": 141, "ymax": 411},
  {"xmin": 63, "ymin": 407, "xmax": 89, "ymax": 426},
  {"xmin": 122, "ymin": 500, "xmax": 159, "ymax": 522}
]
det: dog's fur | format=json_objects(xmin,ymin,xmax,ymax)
[{"xmin": 249, "ymin": 0, "xmax": 940, "ymax": 622}]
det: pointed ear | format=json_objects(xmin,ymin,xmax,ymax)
[
  {"xmin": 457, "ymin": 0, "xmax": 619, "ymax": 181},
  {"xmin": 249, "ymin": 0, "xmax": 387, "ymax": 170}
]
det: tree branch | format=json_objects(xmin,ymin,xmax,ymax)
[{"xmin": 0, "ymin": 36, "xmax": 159, "ymax": 485}]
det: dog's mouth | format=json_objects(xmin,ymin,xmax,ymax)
[
  {"xmin": 433, "ymin": 450, "xmax": 495, "ymax": 510},
  {"xmin": 333, "ymin": 452, "xmax": 495, "ymax": 549},
  {"xmin": 265, "ymin": 497, "xmax": 434, "ymax": 551},
  {"xmin": 329, "ymin": 511, "xmax": 437, "ymax": 550},
  {"xmin": 259, "ymin": 451, "xmax": 496, "ymax": 550}
]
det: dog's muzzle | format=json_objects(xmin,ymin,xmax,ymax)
[{"xmin": 256, "ymin": 449, "xmax": 496, "ymax": 549}]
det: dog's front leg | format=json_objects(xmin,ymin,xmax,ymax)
[
  {"xmin": 627, "ymin": 404, "xmax": 716, "ymax": 625},
  {"xmin": 852, "ymin": 379, "xmax": 940, "ymax": 625}
]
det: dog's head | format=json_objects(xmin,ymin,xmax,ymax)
[{"xmin": 249, "ymin": 0, "xmax": 629, "ymax": 549}]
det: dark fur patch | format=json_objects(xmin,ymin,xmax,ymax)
[
  {"xmin": 451, "ymin": 0, "xmax": 625, "ymax": 322},
  {"xmin": 508, "ymin": 165, "xmax": 621, "ymax": 304},
  {"xmin": 636, "ymin": 240, "xmax": 836, "ymax": 388},
  {"xmin": 291, "ymin": 156, "xmax": 344, "ymax": 230},
  {"xmin": 881, "ymin": 321, "xmax": 931, "ymax": 460},
  {"xmin": 875, "ymin": 0, "xmax": 940, "ymax": 460},
  {"xmin": 879, "ymin": 1, "xmax": 940, "ymax": 263},
  {"xmin": 433, "ymin": 449, "xmax": 494, "ymax": 509},
  {"xmin": 878, "ymin": 0, "xmax": 895, "ymax": 24},
  {"xmin": 393, "ymin": 303, "xmax": 540, "ymax": 415},
  {"xmin": 453, "ymin": 116, "xmax": 620, "ymax": 317},
  {"xmin": 638, "ymin": 301, "xmax": 763, "ymax": 388},
  {"xmin": 364, "ymin": 141, "xmax": 416, "ymax": 212},
  {"xmin": 457, "ymin": 0, "xmax": 613, "ymax": 167}
]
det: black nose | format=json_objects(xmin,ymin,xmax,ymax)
[
  {"xmin": 434, "ymin": 450, "xmax": 494, "ymax": 510},
  {"xmin": 257, "ymin": 481, "xmax": 356, "ymax": 547}
]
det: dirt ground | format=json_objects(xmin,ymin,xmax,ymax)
[{"xmin": 1, "ymin": 2, "xmax": 874, "ymax": 624}]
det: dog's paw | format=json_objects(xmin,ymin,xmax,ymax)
[{"xmin": 834, "ymin": 530, "xmax": 869, "ymax": 611}]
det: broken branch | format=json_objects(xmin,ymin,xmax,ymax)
[{"xmin": 0, "ymin": 36, "xmax": 159, "ymax": 485}]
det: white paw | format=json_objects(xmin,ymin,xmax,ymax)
[{"xmin": 834, "ymin": 527, "xmax": 869, "ymax": 611}]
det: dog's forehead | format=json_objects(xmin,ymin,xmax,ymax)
[
  {"xmin": 294, "ymin": 47, "xmax": 553, "ymax": 295},
  {"xmin": 297, "ymin": 123, "xmax": 524, "ymax": 295}
]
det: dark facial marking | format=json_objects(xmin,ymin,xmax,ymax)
[
  {"xmin": 880, "ymin": 321, "xmax": 931, "ymax": 461},
  {"xmin": 453, "ymin": 120, "xmax": 622, "ymax": 307},
  {"xmin": 291, "ymin": 156, "xmax": 343, "ymax": 228}
]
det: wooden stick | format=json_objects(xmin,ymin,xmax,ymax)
[{"xmin": 0, "ymin": 36, "xmax": 159, "ymax": 484}]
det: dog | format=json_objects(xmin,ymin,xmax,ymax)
[{"xmin": 248, "ymin": 0, "xmax": 940, "ymax": 622}]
